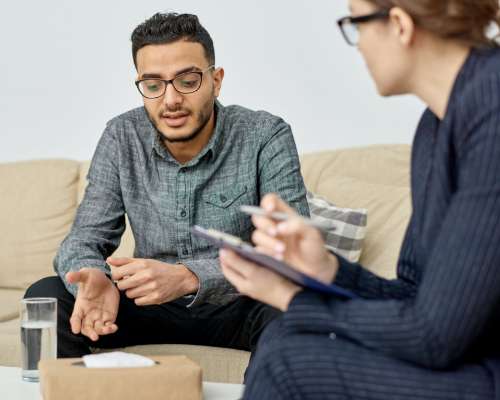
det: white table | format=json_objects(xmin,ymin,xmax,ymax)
[{"xmin": 0, "ymin": 366, "xmax": 244, "ymax": 400}]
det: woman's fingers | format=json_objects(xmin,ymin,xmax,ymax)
[
  {"xmin": 255, "ymin": 246, "xmax": 284, "ymax": 260},
  {"xmin": 220, "ymin": 250, "xmax": 266, "ymax": 297},
  {"xmin": 251, "ymin": 214, "xmax": 279, "ymax": 236},
  {"xmin": 261, "ymin": 193, "xmax": 296, "ymax": 215},
  {"xmin": 220, "ymin": 249, "xmax": 258, "ymax": 278},
  {"xmin": 252, "ymin": 230, "xmax": 285, "ymax": 254},
  {"xmin": 220, "ymin": 262, "xmax": 246, "ymax": 291},
  {"xmin": 277, "ymin": 216, "xmax": 315, "ymax": 237}
]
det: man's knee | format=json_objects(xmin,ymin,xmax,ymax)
[
  {"xmin": 247, "ymin": 302, "xmax": 281, "ymax": 342},
  {"xmin": 256, "ymin": 315, "xmax": 288, "ymax": 348},
  {"xmin": 24, "ymin": 276, "xmax": 69, "ymax": 299}
]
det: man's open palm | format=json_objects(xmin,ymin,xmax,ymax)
[{"xmin": 66, "ymin": 268, "xmax": 120, "ymax": 341}]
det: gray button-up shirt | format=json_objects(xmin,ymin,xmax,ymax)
[{"xmin": 54, "ymin": 101, "xmax": 309, "ymax": 306}]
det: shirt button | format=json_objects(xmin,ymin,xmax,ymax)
[
  {"xmin": 220, "ymin": 195, "xmax": 227, "ymax": 203},
  {"xmin": 329, "ymin": 332, "xmax": 336, "ymax": 340},
  {"xmin": 180, "ymin": 209, "xmax": 187, "ymax": 218}
]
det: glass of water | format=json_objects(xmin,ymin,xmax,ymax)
[{"xmin": 20, "ymin": 298, "xmax": 57, "ymax": 382}]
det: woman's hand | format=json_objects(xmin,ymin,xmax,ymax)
[
  {"xmin": 220, "ymin": 249, "xmax": 302, "ymax": 311},
  {"xmin": 220, "ymin": 193, "xmax": 340, "ymax": 310},
  {"xmin": 252, "ymin": 193, "xmax": 339, "ymax": 284}
]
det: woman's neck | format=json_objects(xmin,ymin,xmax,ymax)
[{"xmin": 408, "ymin": 39, "xmax": 471, "ymax": 120}]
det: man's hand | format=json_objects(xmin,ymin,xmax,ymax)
[
  {"xmin": 66, "ymin": 268, "xmax": 120, "ymax": 342},
  {"xmin": 108, "ymin": 257, "xmax": 199, "ymax": 306}
]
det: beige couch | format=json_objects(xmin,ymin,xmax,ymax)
[{"xmin": 0, "ymin": 144, "xmax": 411, "ymax": 383}]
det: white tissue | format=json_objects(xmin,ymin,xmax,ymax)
[{"xmin": 82, "ymin": 351, "xmax": 156, "ymax": 368}]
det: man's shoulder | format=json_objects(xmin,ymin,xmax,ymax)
[
  {"xmin": 224, "ymin": 104, "xmax": 288, "ymax": 129},
  {"xmin": 97, "ymin": 107, "xmax": 155, "ymax": 150},
  {"xmin": 224, "ymin": 105, "xmax": 291, "ymax": 145},
  {"xmin": 105, "ymin": 107, "xmax": 149, "ymax": 132}
]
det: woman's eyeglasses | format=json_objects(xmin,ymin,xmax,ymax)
[{"xmin": 337, "ymin": 10, "xmax": 390, "ymax": 46}]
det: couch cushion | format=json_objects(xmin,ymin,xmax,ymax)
[
  {"xmin": 0, "ymin": 289, "xmax": 25, "ymax": 322},
  {"xmin": 307, "ymin": 190, "xmax": 367, "ymax": 262},
  {"xmin": 79, "ymin": 162, "xmax": 135, "ymax": 258},
  {"xmin": 0, "ymin": 318, "xmax": 20, "ymax": 367},
  {"xmin": 96, "ymin": 344, "xmax": 250, "ymax": 384},
  {"xmin": 301, "ymin": 145, "xmax": 411, "ymax": 279},
  {"xmin": 0, "ymin": 160, "xmax": 80, "ymax": 289},
  {"xmin": 0, "ymin": 319, "xmax": 250, "ymax": 383}
]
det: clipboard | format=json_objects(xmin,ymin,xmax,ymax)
[{"xmin": 192, "ymin": 225, "xmax": 357, "ymax": 299}]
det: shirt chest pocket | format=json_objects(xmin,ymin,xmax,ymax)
[
  {"xmin": 205, "ymin": 185, "xmax": 248, "ymax": 209},
  {"xmin": 201, "ymin": 185, "xmax": 253, "ymax": 237}
]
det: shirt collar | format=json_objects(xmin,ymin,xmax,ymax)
[{"xmin": 149, "ymin": 100, "xmax": 225, "ymax": 165}]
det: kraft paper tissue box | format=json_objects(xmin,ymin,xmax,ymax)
[{"xmin": 39, "ymin": 355, "xmax": 202, "ymax": 400}]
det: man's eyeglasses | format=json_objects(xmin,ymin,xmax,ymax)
[
  {"xmin": 135, "ymin": 65, "xmax": 215, "ymax": 99},
  {"xmin": 337, "ymin": 11, "xmax": 390, "ymax": 46}
]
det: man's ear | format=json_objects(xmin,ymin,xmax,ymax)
[
  {"xmin": 389, "ymin": 7, "xmax": 416, "ymax": 47},
  {"xmin": 212, "ymin": 67, "xmax": 224, "ymax": 97}
]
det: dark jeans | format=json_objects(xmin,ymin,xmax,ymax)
[{"xmin": 25, "ymin": 276, "xmax": 280, "ymax": 358}]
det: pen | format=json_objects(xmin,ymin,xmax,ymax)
[{"xmin": 239, "ymin": 205, "xmax": 335, "ymax": 232}]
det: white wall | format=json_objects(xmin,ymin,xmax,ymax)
[{"xmin": 0, "ymin": 0, "xmax": 424, "ymax": 163}]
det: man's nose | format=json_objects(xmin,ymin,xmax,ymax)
[{"xmin": 162, "ymin": 82, "xmax": 183, "ymax": 109}]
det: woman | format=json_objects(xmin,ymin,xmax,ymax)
[{"xmin": 220, "ymin": 0, "xmax": 500, "ymax": 399}]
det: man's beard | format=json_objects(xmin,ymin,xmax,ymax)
[{"xmin": 152, "ymin": 96, "xmax": 215, "ymax": 144}]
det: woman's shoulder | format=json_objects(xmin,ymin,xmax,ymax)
[
  {"xmin": 473, "ymin": 45, "xmax": 500, "ymax": 75},
  {"xmin": 448, "ymin": 47, "xmax": 500, "ymax": 158},
  {"xmin": 457, "ymin": 46, "xmax": 500, "ymax": 100},
  {"xmin": 450, "ymin": 47, "xmax": 500, "ymax": 126}
]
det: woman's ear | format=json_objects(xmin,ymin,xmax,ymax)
[{"xmin": 389, "ymin": 7, "xmax": 416, "ymax": 47}]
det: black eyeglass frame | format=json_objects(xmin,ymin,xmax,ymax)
[
  {"xmin": 135, "ymin": 65, "xmax": 215, "ymax": 99},
  {"xmin": 337, "ymin": 10, "xmax": 390, "ymax": 46}
]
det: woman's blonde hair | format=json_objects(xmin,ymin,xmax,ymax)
[{"xmin": 368, "ymin": 0, "xmax": 500, "ymax": 47}]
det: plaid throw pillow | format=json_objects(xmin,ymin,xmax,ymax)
[{"xmin": 307, "ymin": 191, "xmax": 367, "ymax": 262}]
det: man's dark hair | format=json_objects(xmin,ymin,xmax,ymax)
[{"xmin": 131, "ymin": 13, "xmax": 215, "ymax": 68}]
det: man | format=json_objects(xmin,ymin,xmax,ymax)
[{"xmin": 25, "ymin": 12, "xmax": 308, "ymax": 357}]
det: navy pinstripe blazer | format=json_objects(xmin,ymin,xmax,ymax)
[{"xmin": 283, "ymin": 46, "xmax": 500, "ymax": 379}]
